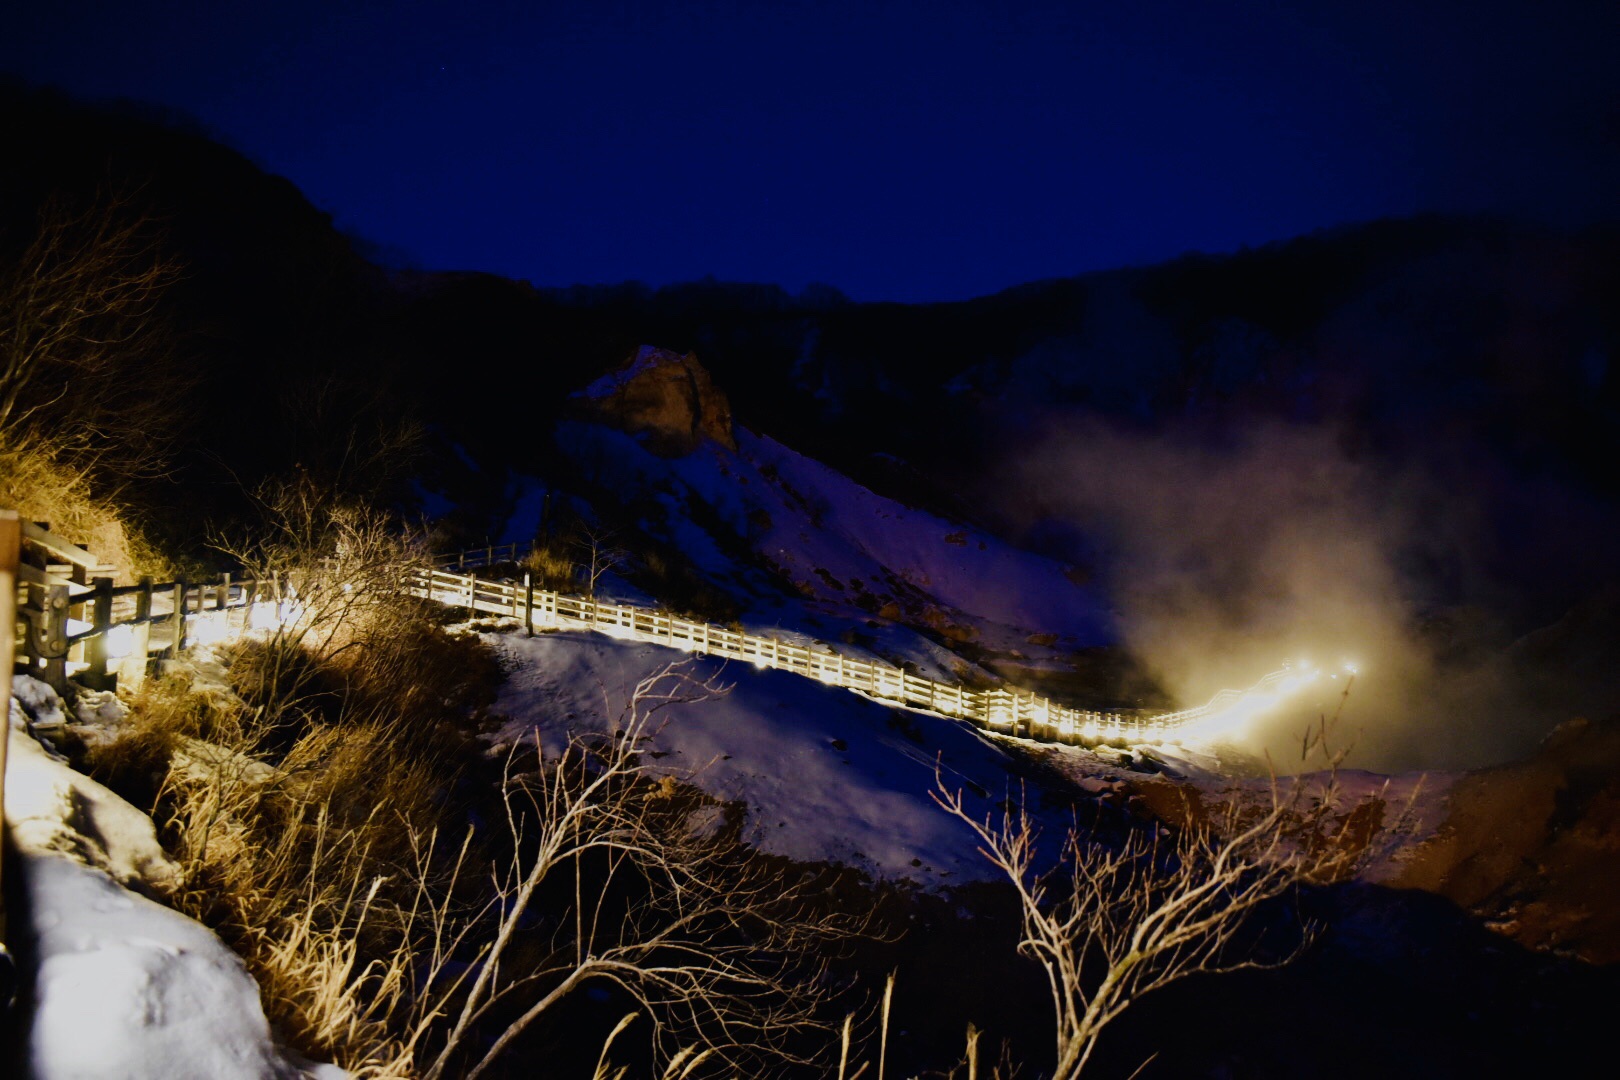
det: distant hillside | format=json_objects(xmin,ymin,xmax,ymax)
[{"xmin": 8, "ymin": 85, "xmax": 1620, "ymax": 767}]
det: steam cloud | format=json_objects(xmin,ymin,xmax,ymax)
[{"xmin": 1010, "ymin": 415, "xmax": 1620, "ymax": 772}]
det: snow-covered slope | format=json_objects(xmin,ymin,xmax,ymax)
[
  {"xmin": 555, "ymin": 420, "xmax": 1115, "ymax": 656},
  {"xmin": 483, "ymin": 627, "xmax": 1089, "ymax": 883}
]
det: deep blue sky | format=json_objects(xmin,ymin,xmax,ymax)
[{"xmin": 6, "ymin": 1, "xmax": 1617, "ymax": 302}]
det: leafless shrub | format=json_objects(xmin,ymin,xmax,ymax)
[
  {"xmin": 397, "ymin": 664, "xmax": 864, "ymax": 1080},
  {"xmin": 574, "ymin": 523, "xmax": 625, "ymax": 598},
  {"xmin": 213, "ymin": 472, "xmax": 431, "ymax": 710},
  {"xmin": 0, "ymin": 187, "xmax": 188, "ymax": 482},
  {"xmin": 933, "ymin": 695, "xmax": 1376, "ymax": 1079}
]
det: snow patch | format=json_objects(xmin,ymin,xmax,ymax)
[
  {"xmin": 483, "ymin": 629, "xmax": 1058, "ymax": 883},
  {"xmin": 7, "ymin": 684, "xmax": 179, "ymax": 894},
  {"xmin": 6, "ymin": 677, "xmax": 343, "ymax": 1079}
]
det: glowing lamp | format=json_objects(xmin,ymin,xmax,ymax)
[{"xmin": 105, "ymin": 624, "xmax": 136, "ymax": 660}]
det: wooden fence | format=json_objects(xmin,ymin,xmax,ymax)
[
  {"xmin": 11, "ymin": 520, "xmax": 290, "ymax": 695},
  {"xmin": 8, "ymin": 523, "xmax": 1210, "ymax": 745},
  {"xmin": 406, "ymin": 561, "xmax": 1174, "ymax": 745}
]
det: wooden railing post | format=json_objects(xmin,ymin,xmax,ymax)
[
  {"xmin": 40, "ymin": 582, "xmax": 69, "ymax": 694},
  {"xmin": 523, "ymin": 573, "xmax": 534, "ymax": 636},
  {"xmin": 172, "ymin": 578, "xmax": 188, "ymax": 657},
  {"xmin": 124, "ymin": 576, "xmax": 153, "ymax": 689},
  {"xmin": 0, "ymin": 510, "xmax": 18, "ymax": 1002},
  {"xmin": 84, "ymin": 576, "xmax": 114, "ymax": 690}
]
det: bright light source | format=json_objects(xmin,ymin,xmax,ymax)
[
  {"xmin": 189, "ymin": 611, "xmax": 227, "ymax": 647},
  {"xmin": 249, "ymin": 602, "xmax": 281, "ymax": 631},
  {"xmin": 1159, "ymin": 662, "xmax": 1326, "ymax": 742},
  {"xmin": 105, "ymin": 624, "xmax": 136, "ymax": 660}
]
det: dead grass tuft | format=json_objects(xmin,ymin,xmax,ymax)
[
  {"xmin": 83, "ymin": 560, "xmax": 502, "ymax": 1073},
  {"xmin": 522, "ymin": 539, "xmax": 575, "ymax": 590},
  {"xmin": 0, "ymin": 440, "xmax": 170, "ymax": 579}
]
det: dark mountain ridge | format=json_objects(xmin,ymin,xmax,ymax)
[{"xmin": 7, "ymin": 85, "xmax": 1620, "ymax": 769}]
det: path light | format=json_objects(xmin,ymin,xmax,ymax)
[
  {"xmin": 105, "ymin": 624, "xmax": 136, "ymax": 660},
  {"xmin": 249, "ymin": 602, "xmax": 280, "ymax": 631},
  {"xmin": 188, "ymin": 610, "xmax": 228, "ymax": 647}
]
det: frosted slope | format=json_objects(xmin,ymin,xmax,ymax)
[
  {"xmin": 485, "ymin": 628, "xmax": 1054, "ymax": 883},
  {"xmin": 555, "ymin": 421, "xmax": 1114, "ymax": 647}
]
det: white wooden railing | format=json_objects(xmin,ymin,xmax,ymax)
[
  {"xmin": 407, "ymin": 559, "xmax": 1174, "ymax": 745},
  {"xmin": 7, "ymin": 520, "xmax": 1272, "ymax": 747}
]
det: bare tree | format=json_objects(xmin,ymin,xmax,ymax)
[
  {"xmin": 573, "ymin": 523, "xmax": 626, "ymax": 599},
  {"xmin": 275, "ymin": 371, "xmax": 427, "ymax": 503},
  {"xmin": 392, "ymin": 665, "xmax": 865, "ymax": 1080},
  {"xmin": 0, "ymin": 188, "xmax": 186, "ymax": 478},
  {"xmin": 933, "ymin": 713, "xmax": 1373, "ymax": 1079}
]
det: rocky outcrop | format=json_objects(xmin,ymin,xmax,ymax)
[
  {"xmin": 1392, "ymin": 716, "xmax": 1620, "ymax": 964},
  {"xmin": 572, "ymin": 345, "xmax": 735, "ymax": 455}
]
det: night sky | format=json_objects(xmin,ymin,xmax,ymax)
[{"xmin": 7, "ymin": 0, "xmax": 1617, "ymax": 302}]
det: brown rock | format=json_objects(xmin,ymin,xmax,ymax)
[
  {"xmin": 1393, "ymin": 716, "xmax": 1620, "ymax": 964},
  {"xmin": 574, "ymin": 345, "xmax": 736, "ymax": 455}
]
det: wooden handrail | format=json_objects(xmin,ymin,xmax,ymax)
[{"xmin": 19, "ymin": 521, "xmax": 102, "ymax": 570}]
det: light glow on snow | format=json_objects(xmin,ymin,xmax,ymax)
[
  {"xmin": 1152, "ymin": 659, "xmax": 1340, "ymax": 742},
  {"xmin": 186, "ymin": 610, "xmax": 228, "ymax": 647}
]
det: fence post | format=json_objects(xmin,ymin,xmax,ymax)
[
  {"xmin": 0, "ymin": 510, "xmax": 18, "ymax": 1001},
  {"xmin": 172, "ymin": 578, "xmax": 188, "ymax": 657},
  {"xmin": 84, "ymin": 576, "xmax": 114, "ymax": 690},
  {"xmin": 39, "ymin": 582, "xmax": 69, "ymax": 694},
  {"xmin": 523, "ymin": 573, "xmax": 534, "ymax": 636},
  {"xmin": 125, "ymin": 576, "xmax": 153, "ymax": 689}
]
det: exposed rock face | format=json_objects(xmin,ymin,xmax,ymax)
[
  {"xmin": 1392, "ymin": 716, "xmax": 1620, "ymax": 965},
  {"xmin": 573, "ymin": 345, "xmax": 736, "ymax": 455}
]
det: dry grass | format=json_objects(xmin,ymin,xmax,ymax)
[
  {"xmin": 522, "ymin": 539, "xmax": 576, "ymax": 590},
  {"xmin": 77, "ymin": 565, "xmax": 501, "ymax": 1074},
  {"xmin": 0, "ymin": 439, "xmax": 170, "ymax": 579},
  {"xmin": 148, "ymin": 677, "xmax": 488, "ymax": 1072}
]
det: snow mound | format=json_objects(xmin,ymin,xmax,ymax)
[
  {"xmin": 21, "ymin": 855, "xmax": 310, "ymax": 1080},
  {"xmin": 7, "ymin": 681, "xmax": 179, "ymax": 894},
  {"xmin": 6, "ymin": 677, "xmax": 342, "ymax": 1080}
]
